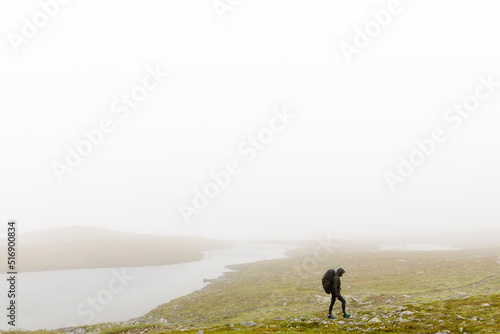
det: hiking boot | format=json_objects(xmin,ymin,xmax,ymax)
[
  {"xmin": 327, "ymin": 315, "xmax": 335, "ymax": 319},
  {"xmin": 343, "ymin": 313, "xmax": 351, "ymax": 318}
]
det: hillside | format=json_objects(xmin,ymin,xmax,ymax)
[
  {"xmin": 3, "ymin": 237, "xmax": 499, "ymax": 332},
  {"xmin": 139, "ymin": 243, "xmax": 500, "ymax": 333},
  {"xmin": 371, "ymin": 229, "xmax": 500, "ymax": 250},
  {"xmin": 0, "ymin": 226, "xmax": 230, "ymax": 272},
  {"xmin": 12, "ymin": 239, "xmax": 496, "ymax": 333}
]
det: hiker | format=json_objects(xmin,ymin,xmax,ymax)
[{"xmin": 328, "ymin": 267, "xmax": 350, "ymax": 319}]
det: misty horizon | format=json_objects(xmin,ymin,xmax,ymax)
[
  {"xmin": 2, "ymin": 225, "xmax": 500, "ymax": 246},
  {"xmin": 1, "ymin": 2, "xmax": 500, "ymax": 332},
  {"xmin": 2, "ymin": 1, "xmax": 500, "ymax": 241}
]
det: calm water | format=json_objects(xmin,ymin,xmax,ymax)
[
  {"xmin": 379, "ymin": 243, "xmax": 462, "ymax": 251},
  {"xmin": 1, "ymin": 242, "xmax": 295, "ymax": 330}
]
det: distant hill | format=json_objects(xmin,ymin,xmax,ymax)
[
  {"xmin": 371, "ymin": 229, "xmax": 500, "ymax": 250},
  {"xmin": 0, "ymin": 226, "xmax": 231, "ymax": 272}
]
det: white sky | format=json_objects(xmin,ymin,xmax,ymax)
[{"xmin": 1, "ymin": 0, "xmax": 499, "ymax": 240}]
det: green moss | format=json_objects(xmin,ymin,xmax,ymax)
[{"xmin": 13, "ymin": 245, "xmax": 500, "ymax": 333}]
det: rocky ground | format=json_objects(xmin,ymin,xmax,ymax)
[{"xmin": 5, "ymin": 243, "xmax": 500, "ymax": 333}]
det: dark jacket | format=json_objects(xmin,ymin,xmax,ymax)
[{"xmin": 333, "ymin": 267, "xmax": 345, "ymax": 296}]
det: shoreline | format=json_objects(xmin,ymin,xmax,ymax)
[{"xmin": 4, "ymin": 242, "xmax": 296, "ymax": 331}]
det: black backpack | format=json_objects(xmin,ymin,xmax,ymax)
[{"xmin": 321, "ymin": 269, "xmax": 336, "ymax": 294}]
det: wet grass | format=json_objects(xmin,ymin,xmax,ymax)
[
  {"xmin": 145, "ymin": 246, "xmax": 500, "ymax": 326},
  {"xmin": 12, "ymin": 244, "xmax": 500, "ymax": 333}
]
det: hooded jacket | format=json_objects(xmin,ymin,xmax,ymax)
[{"xmin": 333, "ymin": 267, "xmax": 345, "ymax": 296}]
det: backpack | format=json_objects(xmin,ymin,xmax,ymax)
[{"xmin": 321, "ymin": 269, "xmax": 336, "ymax": 294}]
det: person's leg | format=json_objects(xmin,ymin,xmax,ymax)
[
  {"xmin": 338, "ymin": 295, "xmax": 346, "ymax": 314},
  {"xmin": 328, "ymin": 294, "xmax": 336, "ymax": 315}
]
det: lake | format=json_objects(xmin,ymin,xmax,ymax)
[
  {"xmin": 379, "ymin": 243, "xmax": 462, "ymax": 251},
  {"xmin": 1, "ymin": 242, "xmax": 295, "ymax": 330}
]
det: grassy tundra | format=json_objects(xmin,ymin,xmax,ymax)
[{"xmin": 12, "ymin": 242, "xmax": 500, "ymax": 333}]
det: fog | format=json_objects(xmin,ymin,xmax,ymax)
[{"xmin": 1, "ymin": 1, "xmax": 499, "ymax": 241}]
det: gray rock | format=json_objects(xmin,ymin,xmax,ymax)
[
  {"xmin": 316, "ymin": 295, "xmax": 330, "ymax": 303},
  {"xmin": 241, "ymin": 321, "xmax": 258, "ymax": 327},
  {"xmin": 400, "ymin": 311, "xmax": 414, "ymax": 317},
  {"xmin": 368, "ymin": 317, "xmax": 381, "ymax": 324},
  {"xmin": 64, "ymin": 329, "xmax": 86, "ymax": 334}
]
